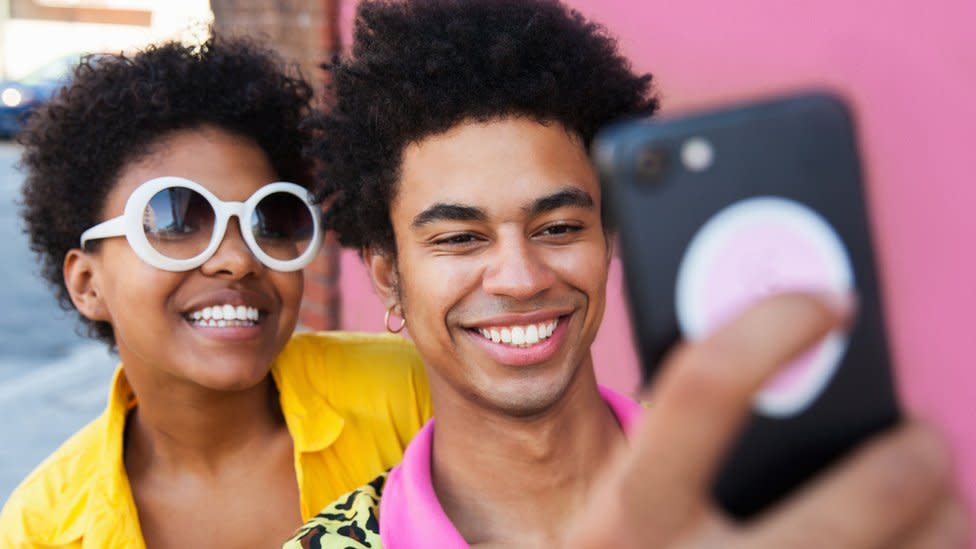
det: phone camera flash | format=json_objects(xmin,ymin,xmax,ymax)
[{"xmin": 682, "ymin": 137, "xmax": 714, "ymax": 172}]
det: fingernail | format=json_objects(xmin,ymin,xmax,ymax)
[{"xmin": 817, "ymin": 290, "xmax": 858, "ymax": 318}]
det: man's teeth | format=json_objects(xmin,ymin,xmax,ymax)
[
  {"xmin": 186, "ymin": 304, "xmax": 260, "ymax": 327},
  {"xmin": 478, "ymin": 320, "xmax": 558, "ymax": 347}
]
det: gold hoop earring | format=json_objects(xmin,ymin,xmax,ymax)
[{"xmin": 384, "ymin": 304, "xmax": 406, "ymax": 334}]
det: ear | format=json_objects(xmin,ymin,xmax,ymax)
[
  {"xmin": 362, "ymin": 247, "xmax": 400, "ymax": 310},
  {"xmin": 63, "ymin": 249, "xmax": 110, "ymax": 322},
  {"xmin": 604, "ymin": 229, "xmax": 616, "ymax": 266}
]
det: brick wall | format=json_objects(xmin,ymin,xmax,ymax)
[{"xmin": 210, "ymin": 0, "xmax": 342, "ymax": 330}]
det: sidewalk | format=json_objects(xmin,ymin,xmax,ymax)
[{"xmin": 0, "ymin": 344, "xmax": 116, "ymax": 505}]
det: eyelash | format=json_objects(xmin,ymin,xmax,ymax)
[
  {"xmin": 432, "ymin": 233, "xmax": 482, "ymax": 246},
  {"xmin": 538, "ymin": 223, "xmax": 583, "ymax": 237},
  {"xmin": 431, "ymin": 223, "xmax": 583, "ymax": 248}
]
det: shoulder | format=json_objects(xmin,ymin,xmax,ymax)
[
  {"xmin": 276, "ymin": 331, "xmax": 428, "ymax": 401},
  {"xmin": 274, "ymin": 331, "xmax": 432, "ymax": 441},
  {"xmin": 284, "ymin": 472, "xmax": 388, "ymax": 549},
  {"xmin": 279, "ymin": 331, "xmax": 422, "ymax": 376},
  {"xmin": 0, "ymin": 415, "xmax": 107, "ymax": 545}
]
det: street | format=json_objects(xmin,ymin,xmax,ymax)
[{"xmin": 0, "ymin": 142, "xmax": 115, "ymax": 505}]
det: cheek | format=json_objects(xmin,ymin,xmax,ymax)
[
  {"xmin": 546, "ymin": 239, "xmax": 610, "ymax": 293},
  {"xmin": 398, "ymin": 254, "xmax": 473, "ymax": 327},
  {"xmin": 96, "ymin": 249, "xmax": 180, "ymax": 315},
  {"xmin": 274, "ymin": 272, "xmax": 305, "ymax": 310}
]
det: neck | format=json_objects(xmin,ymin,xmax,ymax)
[
  {"xmin": 430, "ymin": 361, "xmax": 628, "ymax": 547},
  {"xmin": 122, "ymin": 364, "xmax": 285, "ymax": 475}
]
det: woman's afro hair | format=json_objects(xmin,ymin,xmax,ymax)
[
  {"xmin": 310, "ymin": 0, "xmax": 659, "ymax": 254},
  {"xmin": 19, "ymin": 34, "xmax": 315, "ymax": 347}
]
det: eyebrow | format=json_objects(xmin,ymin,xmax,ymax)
[
  {"xmin": 525, "ymin": 187, "xmax": 595, "ymax": 217},
  {"xmin": 412, "ymin": 203, "xmax": 488, "ymax": 228},
  {"xmin": 410, "ymin": 187, "xmax": 595, "ymax": 228}
]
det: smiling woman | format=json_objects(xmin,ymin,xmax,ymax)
[{"xmin": 1, "ymin": 34, "xmax": 432, "ymax": 549}]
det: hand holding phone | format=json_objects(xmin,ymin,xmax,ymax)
[
  {"xmin": 593, "ymin": 92, "xmax": 900, "ymax": 518},
  {"xmin": 563, "ymin": 294, "xmax": 957, "ymax": 547}
]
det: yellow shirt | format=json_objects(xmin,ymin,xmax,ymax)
[{"xmin": 0, "ymin": 331, "xmax": 432, "ymax": 549}]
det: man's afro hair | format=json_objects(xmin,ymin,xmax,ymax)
[{"xmin": 310, "ymin": 0, "xmax": 659, "ymax": 254}]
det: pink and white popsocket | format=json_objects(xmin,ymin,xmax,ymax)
[{"xmin": 675, "ymin": 197, "xmax": 854, "ymax": 418}]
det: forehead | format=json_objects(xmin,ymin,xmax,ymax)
[
  {"xmin": 112, "ymin": 127, "xmax": 277, "ymax": 205},
  {"xmin": 393, "ymin": 117, "xmax": 599, "ymax": 220}
]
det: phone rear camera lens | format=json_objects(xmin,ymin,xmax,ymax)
[{"xmin": 636, "ymin": 147, "xmax": 668, "ymax": 182}]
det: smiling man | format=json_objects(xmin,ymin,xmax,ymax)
[
  {"xmin": 366, "ymin": 119, "xmax": 636, "ymax": 546},
  {"xmin": 389, "ymin": 120, "xmax": 616, "ymax": 421},
  {"xmin": 285, "ymin": 2, "xmax": 655, "ymax": 545},
  {"xmin": 285, "ymin": 0, "xmax": 963, "ymax": 547}
]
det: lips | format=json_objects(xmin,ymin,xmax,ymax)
[
  {"xmin": 180, "ymin": 287, "xmax": 271, "ymax": 332},
  {"xmin": 465, "ymin": 314, "xmax": 569, "ymax": 366}
]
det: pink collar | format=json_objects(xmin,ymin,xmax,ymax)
[{"xmin": 379, "ymin": 385, "xmax": 642, "ymax": 549}]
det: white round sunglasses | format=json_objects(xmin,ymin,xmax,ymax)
[{"xmin": 80, "ymin": 176, "xmax": 323, "ymax": 272}]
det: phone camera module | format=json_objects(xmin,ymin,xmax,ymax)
[{"xmin": 635, "ymin": 146, "xmax": 669, "ymax": 183}]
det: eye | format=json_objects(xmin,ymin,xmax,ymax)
[
  {"xmin": 428, "ymin": 231, "xmax": 490, "ymax": 255},
  {"xmin": 433, "ymin": 233, "xmax": 481, "ymax": 246},
  {"xmin": 537, "ymin": 222, "xmax": 583, "ymax": 239}
]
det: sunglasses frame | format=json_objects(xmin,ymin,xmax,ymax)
[{"xmin": 80, "ymin": 176, "xmax": 323, "ymax": 272}]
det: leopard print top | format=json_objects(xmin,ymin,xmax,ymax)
[{"xmin": 283, "ymin": 472, "xmax": 387, "ymax": 549}]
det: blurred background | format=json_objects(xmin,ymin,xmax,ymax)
[{"xmin": 0, "ymin": 0, "xmax": 972, "ymax": 531}]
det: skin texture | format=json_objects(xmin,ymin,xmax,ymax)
[
  {"xmin": 63, "ymin": 127, "xmax": 302, "ymax": 549},
  {"xmin": 367, "ymin": 117, "xmax": 624, "ymax": 547}
]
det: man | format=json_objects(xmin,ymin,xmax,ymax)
[{"xmin": 287, "ymin": 0, "xmax": 964, "ymax": 546}]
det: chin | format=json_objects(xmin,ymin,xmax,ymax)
[
  {"xmin": 188, "ymin": 362, "xmax": 273, "ymax": 392},
  {"xmin": 472, "ymin": 374, "xmax": 572, "ymax": 419}
]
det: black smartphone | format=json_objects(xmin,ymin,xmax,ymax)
[{"xmin": 592, "ymin": 92, "xmax": 901, "ymax": 519}]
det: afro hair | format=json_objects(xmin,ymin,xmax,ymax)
[{"xmin": 310, "ymin": 0, "xmax": 658, "ymax": 254}]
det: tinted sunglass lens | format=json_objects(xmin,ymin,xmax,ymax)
[
  {"xmin": 251, "ymin": 192, "xmax": 315, "ymax": 260},
  {"xmin": 143, "ymin": 187, "xmax": 214, "ymax": 259}
]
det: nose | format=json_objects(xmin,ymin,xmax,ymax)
[
  {"xmin": 199, "ymin": 217, "xmax": 263, "ymax": 279},
  {"xmin": 481, "ymin": 233, "xmax": 556, "ymax": 300}
]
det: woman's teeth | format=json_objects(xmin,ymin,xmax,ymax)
[
  {"xmin": 477, "ymin": 319, "xmax": 558, "ymax": 347},
  {"xmin": 186, "ymin": 304, "xmax": 260, "ymax": 327}
]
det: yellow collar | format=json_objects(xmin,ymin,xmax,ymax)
[{"xmin": 38, "ymin": 359, "xmax": 345, "ymax": 547}]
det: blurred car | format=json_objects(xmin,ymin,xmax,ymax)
[{"xmin": 0, "ymin": 55, "xmax": 81, "ymax": 139}]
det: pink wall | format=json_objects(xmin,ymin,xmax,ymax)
[{"xmin": 337, "ymin": 0, "xmax": 975, "ymax": 523}]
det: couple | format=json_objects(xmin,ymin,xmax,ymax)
[{"xmin": 3, "ymin": 0, "xmax": 961, "ymax": 548}]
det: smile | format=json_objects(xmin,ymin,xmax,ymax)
[
  {"xmin": 466, "ymin": 314, "xmax": 569, "ymax": 367},
  {"xmin": 475, "ymin": 319, "xmax": 558, "ymax": 348},
  {"xmin": 184, "ymin": 304, "xmax": 261, "ymax": 328}
]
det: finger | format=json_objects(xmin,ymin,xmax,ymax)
[
  {"xmin": 744, "ymin": 422, "xmax": 953, "ymax": 549},
  {"xmin": 563, "ymin": 468, "xmax": 738, "ymax": 549},
  {"xmin": 571, "ymin": 294, "xmax": 850, "ymax": 548},
  {"xmin": 896, "ymin": 496, "xmax": 970, "ymax": 549},
  {"xmin": 620, "ymin": 292, "xmax": 853, "ymax": 538},
  {"xmin": 561, "ymin": 456, "xmax": 646, "ymax": 549}
]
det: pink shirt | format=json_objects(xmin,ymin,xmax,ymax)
[{"xmin": 379, "ymin": 386, "xmax": 643, "ymax": 548}]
